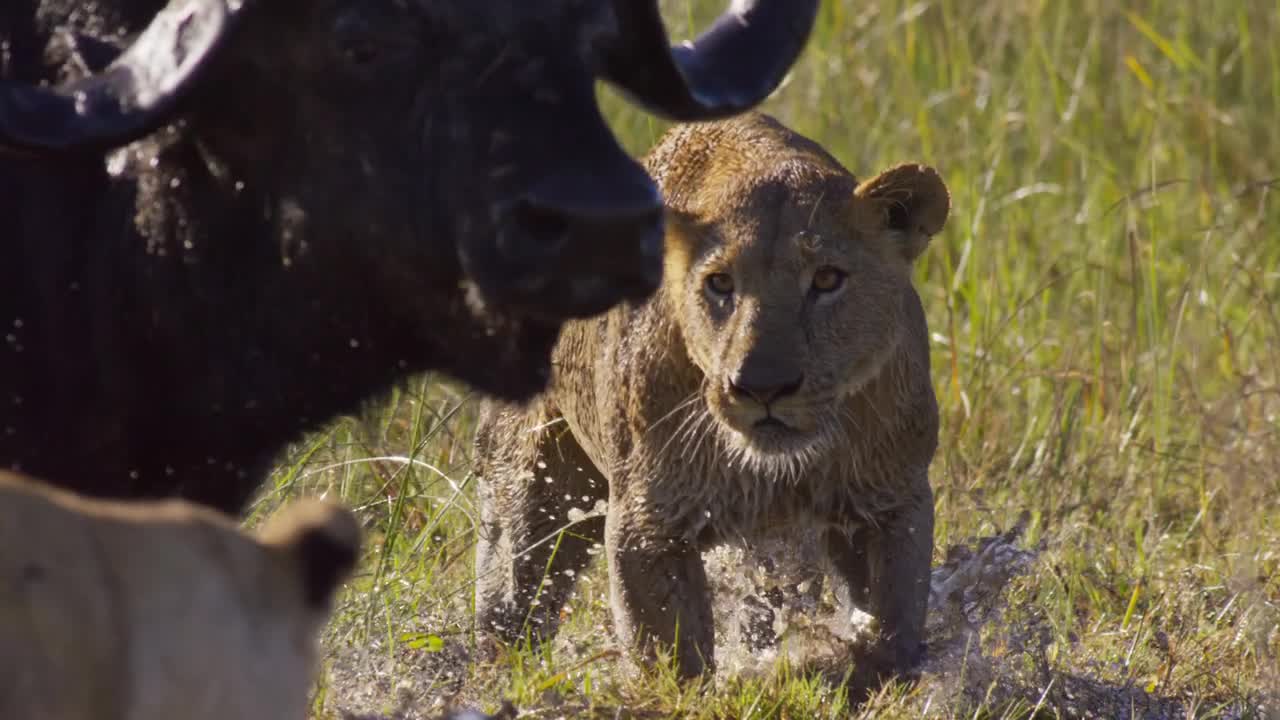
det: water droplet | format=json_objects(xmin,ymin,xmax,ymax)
[
  {"xmin": 128, "ymin": 469, "xmax": 139, "ymax": 479},
  {"xmin": 349, "ymin": 338, "xmax": 360, "ymax": 348},
  {"xmin": 106, "ymin": 152, "xmax": 126, "ymax": 177},
  {"xmin": 168, "ymin": 177, "xmax": 181, "ymax": 189},
  {"xmin": 536, "ymin": 460, "xmax": 547, "ymax": 469}
]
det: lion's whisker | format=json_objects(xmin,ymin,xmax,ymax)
[{"xmin": 644, "ymin": 390, "xmax": 703, "ymax": 435}]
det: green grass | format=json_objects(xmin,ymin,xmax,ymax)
[{"xmin": 256, "ymin": 1, "xmax": 1278, "ymax": 717}]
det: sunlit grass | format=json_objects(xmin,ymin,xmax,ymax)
[{"xmin": 264, "ymin": 1, "xmax": 1278, "ymax": 717}]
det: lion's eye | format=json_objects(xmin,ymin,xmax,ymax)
[
  {"xmin": 705, "ymin": 272, "xmax": 735, "ymax": 296},
  {"xmin": 811, "ymin": 267, "xmax": 847, "ymax": 293}
]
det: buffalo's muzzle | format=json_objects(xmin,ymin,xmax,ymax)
[{"xmin": 491, "ymin": 177, "xmax": 665, "ymax": 322}]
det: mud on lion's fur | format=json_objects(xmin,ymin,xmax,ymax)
[
  {"xmin": 0, "ymin": 470, "xmax": 360, "ymax": 720},
  {"xmin": 472, "ymin": 112, "xmax": 951, "ymax": 700}
]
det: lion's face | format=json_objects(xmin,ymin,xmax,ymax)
[{"xmin": 662, "ymin": 156, "xmax": 949, "ymax": 475}]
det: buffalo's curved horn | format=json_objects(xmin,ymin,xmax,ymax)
[
  {"xmin": 0, "ymin": 0, "xmax": 244, "ymax": 155},
  {"xmin": 597, "ymin": 0, "xmax": 820, "ymax": 122}
]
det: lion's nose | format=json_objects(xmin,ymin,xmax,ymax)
[{"xmin": 727, "ymin": 372, "xmax": 804, "ymax": 405}]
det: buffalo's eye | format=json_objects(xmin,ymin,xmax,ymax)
[
  {"xmin": 811, "ymin": 266, "xmax": 847, "ymax": 293},
  {"xmin": 705, "ymin": 272, "xmax": 735, "ymax": 297},
  {"xmin": 332, "ymin": 11, "xmax": 382, "ymax": 67},
  {"xmin": 344, "ymin": 42, "xmax": 379, "ymax": 66}
]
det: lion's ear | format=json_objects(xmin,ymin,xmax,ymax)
[
  {"xmin": 258, "ymin": 499, "xmax": 362, "ymax": 610},
  {"xmin": 854, "ymin": 163, "xmax": 950, "ymax": 262}
]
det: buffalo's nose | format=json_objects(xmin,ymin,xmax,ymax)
[
  {"xmin": 728, "ymin": 372, "xmax": 804, "ymax": 405},
  {"xmin": 496, "ymin": 181, "xmax": 665, "ymax": 320}
]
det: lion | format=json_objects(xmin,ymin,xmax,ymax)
[
  {"xmin": 472, "ymin": 112, "xmax": 949, "ymax": 698},
  {"xmin": 0, "ymin": 470, "xmax": 361, "ymax": 720}
]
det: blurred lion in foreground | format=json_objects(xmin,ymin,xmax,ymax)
[{"xmin": 0, "ymin": 470, "xmax": 360, "ymax": 719}]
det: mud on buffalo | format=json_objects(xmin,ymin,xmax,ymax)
[{"xmin": 0, "ymin": 0, "xmax": 819, "ymax": 515}]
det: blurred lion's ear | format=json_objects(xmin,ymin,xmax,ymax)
[
  {"xmin": 855, "ymin": 163, "xmax": 950, "ymax": 262},
  {"xmin": 258, "ymin": 499, "xmax": 361, "ymax": 609}
]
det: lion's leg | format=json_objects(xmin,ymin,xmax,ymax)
[
  {"xmin": 474, "ymin": 468, "xmax": 516, "ymax": 632},
  {"xmin": 474, "ymin": 410, "xmax": 607, "ymax": 645},
  {"xmin": 473, "ymin": 401, "xmax": 521, "ymax": 636},
  {"xmin": 823, "ymin": 527, "xmax": 872, "ymax": 611},
  {"xmin": 824, "ymin": 481, "xmax": 934, "ymax": 700},
  {"xmin": 605, "ymin": 502, "xmax": 715, "ymax": 679}
]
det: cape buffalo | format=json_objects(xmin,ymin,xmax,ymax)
[{"xmin": 0, "ymin": 0, "xmax": 819, "ymax": 515}]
